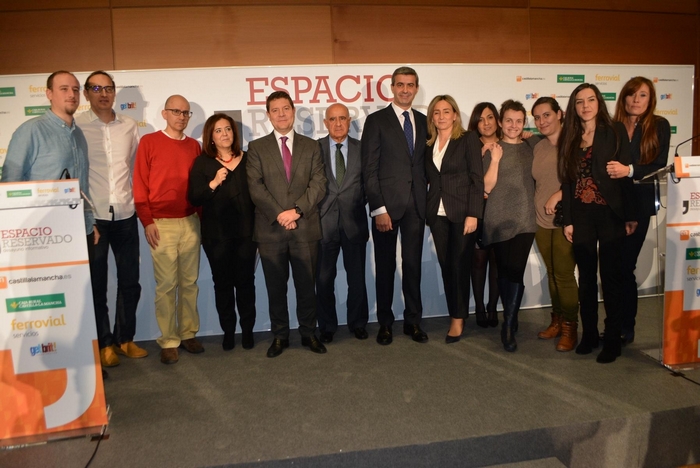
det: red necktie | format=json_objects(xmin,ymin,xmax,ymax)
[{"xmin": 281, "ymin": 136, "xmax": 292, "ymax": 182}]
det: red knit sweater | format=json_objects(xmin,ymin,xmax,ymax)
[{"xmin": 133, "ymin": 131, "xmax": 201, "ymax": 227}]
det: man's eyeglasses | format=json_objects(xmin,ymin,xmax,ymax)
[
  {"xmin": 165, "ymin": 108, "xmax": 193, "ymax": 118},
  {"xmin": 86, "ymin": 85, "xmax": 115, "ymax": 94}
]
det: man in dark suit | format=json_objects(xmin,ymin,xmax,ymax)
[
  {"xmin": 316, "ymin": 103, "xmax": 370, "ymax": 344},
  {"xmin": 361, "ymin": 66, "xmax": 428, "ymax": 345},
  {"xmin": 247, "ymin": 91, "xmax": 328, "ymax": 358}
]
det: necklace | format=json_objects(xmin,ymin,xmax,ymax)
[{"xmin": 217, "ymin": 153, "xmax": 233, "ymax": 163}]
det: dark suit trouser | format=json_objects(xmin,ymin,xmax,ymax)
[
  {"xmin": 202, "ymin": 236, "xmax": 257, "ymax": 335},
  {"xmin": 372, "ymin": 192, "xmax": 425, "ymax": 327},
  {"xmin": 430, "ymin": 216, "xmax": 475, "ymax": 319},
  {"xmin": 316, "ymin": 228, "xmax": 369, "ymax": 333},
  {"xmin": 258, "ymin": 239, "xmax": 318, "ymax": 339},
  {"xmin": 620, "ymin": 214, "xmax": 651, "ymax": 338},
  {"xmin": 571, "ymin": 202, "xmax": 626, "ymax": 342},
  {"xmin": 89, "ymin": 215, "xmax": 142, "ymax": 348}
]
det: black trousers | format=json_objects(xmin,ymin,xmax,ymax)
[
  {"xmin": 202, "ymin": 236, "xmax": 257, "ymax": 335},
  {"xmin": 258, "ymin": 239, "xmax": 318, "ymax": 339},
  {"xmin": 621, "ymin": 214, "xmax": 651, "ymax": 337},
  {"xmin": 89, "ymin": 215, "xmax": 142, "ymax": 348},
  {"xmin": 571, "ymin": 202, "xmax": 626, "ymax": 340},
  {"xmin": 492, "ymin": 232, "xmax": 536, "ymax": 285},
  {"xmin": 371, "ymin": 193, "xmax": 425, "ymax": 327},
  {"xmin": 430, "ymin": 216, "xmax": 476, "ymax": 319}
]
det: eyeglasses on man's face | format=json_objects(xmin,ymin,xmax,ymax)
[
  {"xmin": 165, "ymin": 108, "xmax": 193, "ymax": 118},
  {"xmin": 86, "ymin": 85, "xmax": 115, "ymax": 94}
]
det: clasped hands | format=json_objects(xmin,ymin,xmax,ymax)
[{"xmin": 277, "ymin": 209, "xmax": 300, "ymax": 230}]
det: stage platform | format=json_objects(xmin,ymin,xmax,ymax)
[{"xmin": 2, "ymin": 296, "xmax": 699, "ymax": 467}]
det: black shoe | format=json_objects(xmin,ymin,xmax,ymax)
[
  {"xmin": 301, "ymin": 335, "xmax": 328, "ymax": 354},
  {"xmin": 596, "ymin": 347, "xmax": 621, "ymax": 363},
  {"xmin": 501, "ymin": 322, "xmax": 517, "ymax": 352},
  {"xmin": 352, "ymin": 327, "xmax": 368, "ymax": 340},
  {"xmin": 319, "ymin": 331, "xmax": 334, "ymax": 343},
  {"xmin": 445, "ymin": 334, "xmax": 460, "ymax": 344},
  {"xmin": 621, "ymin": 333, "xmax": 634, "ymax": 346},
  {"xmin": 487, "ymin": 302, "xmax": 499, "ymax": 327},
  {"xmin": 377, "ymin": 326, "xmax": 393, "ymax": 345},
  {"xmin": 475, "ymin": 306, "xmax": 489, "ymax": 328},
  {"xmin": 403, "ymin": 323, "xmax": 428, "ymax": 343},
  {"xmin": 575, "ymin": 333, "xmax": 600, "ymax": 355},
  {"xmin": 222, "ymin": 333, "xmax": 235, "ymax": 351},
  {"xmin": 242, "ymin": 330, "xmax": 254, "ymax": 350},
  {"xmin": 266, "ymin": 338, "xmax": 289, "ymax": 358}
]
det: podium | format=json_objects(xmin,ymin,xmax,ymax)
[
  {"xmin": 0, "ymin": 180, "xmax": 108, "ymax": 448},
  {"xmin": 648, "ymin": 157, "xmax": 700, "ymax": 369}
]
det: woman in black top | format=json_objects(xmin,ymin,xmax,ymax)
[
  {"xmin": 189, "ymin": 113, "xmax": 257, "ymax": 351},
  {"xmin": 608, "ymin": 77, "xmax": 671, "ymax": 345},
  {"xmin": 559, "ymin": 84, "xmax": 636, "ymax": 363}
]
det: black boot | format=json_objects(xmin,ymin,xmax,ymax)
[
  {"xmin": 499, "ymin": 279, "xmax": 524, "ymax": 352},
  {"xmin": 596, "ymin": 331, "xmax": 622, "ymax": 363},
  {"xmin": 575, "ymin": 331, "xmax": 600, "ymax": 355}
]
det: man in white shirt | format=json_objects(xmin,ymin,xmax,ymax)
[{"xmin": 76, "ymin": 71, "xmax": 147, "ymax": 368}]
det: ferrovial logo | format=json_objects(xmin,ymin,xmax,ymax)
[
  {"xmin": 595, "ymin": 74, "xmax": 620, "ymax": 82},
  {"xmin": 656, "ymin": 109, "xmax": 678, "ymax": 116},
  {"xmin": 525, "ymin": 93, "xmax": 539, "ymax": 100},
  {"xmin": 37, "ymin": 187, "xmax": 59, "ymax": 195},
  {"xmin": 29, "ymin": 84, "xmax": 47, "ymax": 98},
  {"xmin": 30, "ymin": 342, "xmax": 58, "ymax": 357},
  {"xmin": 120, "ymin": 102, "xmax": 137, "ymax": 110},
  {"xmin": 660, "ymin": 94, "xmax": 672, "ymax": 100},
  {"xmin": 12, "ymin": 314, "xmax": 67, "ymax": 330},
  {"xmin": 6, "ymin": 293, "xmax": 66, "ymax": 312}
]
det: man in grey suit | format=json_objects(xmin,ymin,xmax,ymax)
[
  {"xmin": 316, "ymin": 104, "xmax": 370, "ymax": 344},
  {"xmin": 362, "ymin": 66, "xmax": 428, "ymax": 346},
  {"xmin": 247, "ymin": 91, "xmax": 328, "ymax": 358}
]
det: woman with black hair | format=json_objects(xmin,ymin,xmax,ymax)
[{"xmin": 559, "ymin": 84, "xmax": 636, "ymax": 363}]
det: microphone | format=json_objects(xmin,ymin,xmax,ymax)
[
  {"xmin": 59, "ymin": 168, "xmax": 71, "ymax": 179},
  {"xmin": 674, "ymin": 133, "xmax": 700, "ymax": 157}
]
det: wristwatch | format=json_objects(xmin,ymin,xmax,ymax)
[{"xmin": 294, "ymin": 205, "xmax": 303, "ymax": 218}]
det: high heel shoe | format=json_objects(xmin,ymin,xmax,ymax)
[
  {"xmin": 445, "ymin": 318, "xmax": 463, "ymax": 344},
  {"xmin": 475, "ymin": 304, "xmax": 488, "ymax": 328},
  {"xmin": 487, "ymin": 302, "xmax": 498, "ymax": 328}
]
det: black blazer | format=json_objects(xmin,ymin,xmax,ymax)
[
  {"xmin": 425, "ymin": 131, "xmax": 484, "ymax": 226},
  {"xmin": 562, "ymin": 121, "xmax": 636, "ymax": 225},
  {"xmin": 629, "ymin": 117, "xmax": 671, "ymax": 217},
  {"xmin": 246, "ymin": 131, "xmax": 327, "ymax": 243},
  {"xmin": 317, "ymin": 135, "xmax": 369, "ymax": 244},
  {"xmin": 361, "ymin": 105, "xmax": 428, "ymax": 220},
  {"xmin": 188, "ymin": 152, "xmax": 254, "ymax": 241}
]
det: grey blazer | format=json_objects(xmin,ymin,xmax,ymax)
[
  {"xmin": 246, "ymin": 131, "xmax": 327, "ymax": 243},
  {"xmin": 317, "ymin": 135, "xmax": 369, "ymax": 244}
]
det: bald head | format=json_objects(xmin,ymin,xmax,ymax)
[
  {"xmin": 161, "ymin": 94, "xmax": 191, "ymax": 138},
  {"xmin": 323, "ymin": 104, "xmax": 351, "ymax": 143}
]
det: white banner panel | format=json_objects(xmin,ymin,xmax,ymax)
[{"xmin": 0, "ymin": 64, "xmax": 694, "ymax": 340}]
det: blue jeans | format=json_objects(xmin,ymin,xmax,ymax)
[{"xmin": 90, "ymin": 214, "xmax": 142, "ymax": 348}]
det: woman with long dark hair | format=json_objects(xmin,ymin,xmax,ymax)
[
  {"xmin": 608, "ymin": 77, "xmax": 670, "ymax": 345},
  {"xmin": 467, "ymin": 102, "xmax": 501, "ymax": 328},
  {"xmin": 425, "ymin": 95, "xmax": 484, "ymax": 343},
  {"xmin": 559, "ymin": 84, "xmax": 636, "ymax": 363},
  {"xmin": 482, "ymin": 100, "xmax": 537, "ymax": 352},
  {"xmin": 531, "ymin": 97, "xmax": 579, "ymax": 352},
  {"xmin": 189, "ymin": 113, "xmax": 257, "ymax": 351}
]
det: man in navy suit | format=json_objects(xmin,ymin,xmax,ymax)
[
  {"xmin": 361, "ymin": 67, "xmax": 428, "ymax": 345},
  {"xmin": 247, "ymin": 91, "xmax": 328, "ymax": 358},
  {"xmin": 316, "ymin": 103, "xmax": 370, "ymax": 344}
]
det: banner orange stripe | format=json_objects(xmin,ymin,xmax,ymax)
[
  {"xmin": 667, "ymin": 222, "xmax": 700, "ymax": 227},
  {"xmin": 0, "ymin": 260, "xmax": 89, "ymax": 272}
]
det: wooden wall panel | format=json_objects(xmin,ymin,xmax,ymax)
[
  {"xmin": 112, "ymin": 0, "xmax": 328, "ymax": 6},
  {"xmin": 531, "ymin": 0, "xmax": 697, "ymax": 14},
  {"xmin": 332, "ymin": 6, "xmax": 530, "ymax": 64},
  {"xmin": 0, "ymin": 9, "xmax": 113, "ymax": 75},
  {"xmin": 112, "ymin": 6, "xmax": 333, "ymax": 70},
  {"xmin": 0, "ymin": 0, "xmax": 109, "ymax": 11},
  {"xmin": 530, "ymin": 9, "xmax": 697, "ymax": 65}
]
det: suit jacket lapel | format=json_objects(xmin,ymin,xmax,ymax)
[
  {"xmin": 345, "ymin": 138, "xmax": 360, "ymax": 186},
  {"xmin": 264, "ymin": 132, "xmax": 287, "ymax": 183},
  {"xmin": 385, "ymin": 105, "xmax": 413, "ymax": 159}
]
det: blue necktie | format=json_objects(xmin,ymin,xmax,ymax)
[{"xmin": 402, "ymin": 110, "xmax": 414, "ymax": 157}]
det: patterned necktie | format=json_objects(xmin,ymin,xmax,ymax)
[
  {"xmin": 335, "ymin": 143, "xmax": 345, "ymax": 186},
  {"xmin": 402, "ymin": 110, "xmax": 414, "ymax": 157},
  {"xmin": 280, "ymin": 136, "xmax": 292, "ymax": 182}
]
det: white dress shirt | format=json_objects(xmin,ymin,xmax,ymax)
[
  {"xmin": 432, "ymin": 139, "xmax": 449, "ymax": 217},
  {"xmin": 76, "ymin": 109, "xmax": 140, "ymax": 221}
]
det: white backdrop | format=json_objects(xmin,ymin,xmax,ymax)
[{"xmin": 0, "ymin": 64, "xmax": 694, "ymax": 340}]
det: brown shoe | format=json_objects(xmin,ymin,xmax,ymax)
[
  {"xmin": 160, "ymin": 347, "xmax": 179, "ymax": 364},
  {"xmin": 538, "ymin": 313, "xmax": 562, "ymax": 339},
  {"xmin": 115, "ymin": 341, "xmax": 148, "ymax": 359},
  {"xmin": 556, "ymin": 321, "xmax": 578, "ymax": 352},
  {"xmin": 100, "ymin": 345, "xmax": 120, "ymax": 367},
  {"xmin": 180, "ymin": 338, "xmax": 204, "ymax": 354}
]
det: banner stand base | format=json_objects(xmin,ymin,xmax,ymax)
[{"xmin": 0, "ymin": 405, "xmax": 111, "ymax": 450}]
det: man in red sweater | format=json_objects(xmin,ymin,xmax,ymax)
[{"xmin": 134, "ymin": 95, "xmax": 203, "ymax": 365}]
